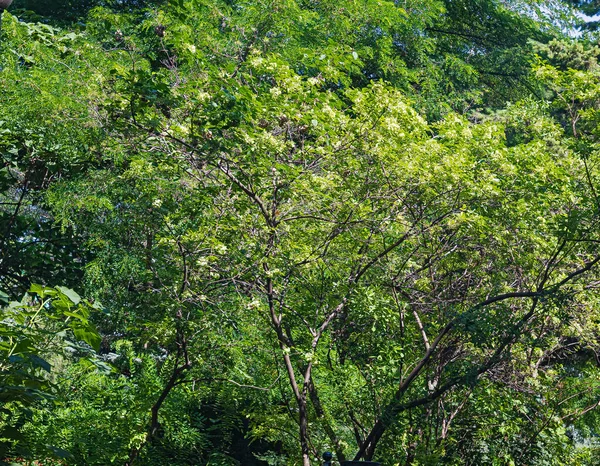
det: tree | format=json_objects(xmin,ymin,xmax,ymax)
[
  {"xmin": 567, "ymin": 0, "xmax": 600, "ymax": 30},
  {"xmin": 61, "ymin": 33, "xmax": 600, "ymax": 463},
  {"xmin": 0, "ymin": 285, "xmax": 101, "ymax": 462}
]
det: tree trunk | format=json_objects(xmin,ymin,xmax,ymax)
[{"xmin": 299, "ymin": 397, "xmax": 312, "ymax": 466}]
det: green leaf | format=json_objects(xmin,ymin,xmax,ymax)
[
  {"xmin": 63, "ymin": 311, "xmax": 87, "ymax": 322},
  {"xmin": 56, "ymin": 286, "xmax": 81, "ymax": 305},
  {"xmin": 28, "ymin": 284, "xmax": 48, "ymax": 297},
  {"xmin": 72, "ymin": 325, "xmax": 101, "ymax": 351},
  {"xmin": 29, "ymin": 355, "xmax": 52, "ymax": 372}
]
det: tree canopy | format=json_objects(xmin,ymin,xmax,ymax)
[{"xmin": 3, "ymin": 1, "xmax": 600, "ymax": 465}]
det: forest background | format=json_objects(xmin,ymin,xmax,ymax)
[{"xmin": 4, "ymin": 0, "xmax": 600, "ymax": 465}]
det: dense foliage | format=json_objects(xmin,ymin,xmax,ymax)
[{"xmin": 3, "ymin": 0, "xmax": 600, "ymax": 465}]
